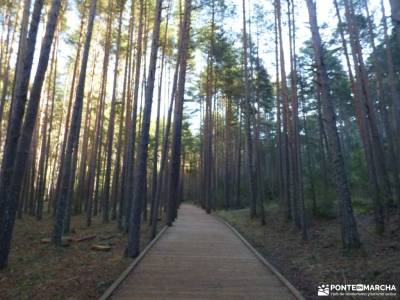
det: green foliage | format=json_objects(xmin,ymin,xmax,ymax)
[
  {"xmin": 352, "ymin": 196, "xmax": 375, "ymax": 215},
  {"xmin": 349, "ymin": 146, "xmax": 369, "ymax": 193},
  {"xmin": 314, "ymin": 188, "xmax": 337, "ymax": 219}
]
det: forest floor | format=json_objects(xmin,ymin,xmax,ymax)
[
  {"xmin": 217, "ymin": 204, "xmax": 400, "ymax": 300},
  {"xmin": 0, "ymin": 212, "xmax": 159, "ymax": 299}
]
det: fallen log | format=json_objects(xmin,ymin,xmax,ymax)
[
  {"xmin": 91, "ymin": 244, "xmax": 112, "ymax": 251},
  {"xmin": 71, "ymin": 235, "xmax": 96, "ymax": 243},
  {"xmin": 99, "ymin": 235, "xmax": 116, "ymax": 241},
  {"xmin": 40, "ymin": 236, "xmax": 72, "ymax": 244}
]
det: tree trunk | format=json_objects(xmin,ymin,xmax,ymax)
[
  {"xmin": 0, "ymin": 0, "xmax": 43, "ymax": 237},
  {"xmin": 276, "ymin": 0, "xmax": 291, "ymax": 221},
  {"xmin": 37, "ymin": 41, "xmax": 57, "ymax": 220},
  {"xmin": 0, "ymin": 0, "xmax": 62, "ymax": 267},
  {"xmin": 102, "ymin": 1, "xmax": 125, "ymax": 223},
  {"xmin": 123, "ymin": 0, "xmax": 144, "ymax": 232},
  {"xmin": 166, "ymin": 0, "xmax": 192, "ymax": 226},
  {"xmin": 342, "ymin": 0, "xmax": 388, "ymax": 232},
  {"xmin": 125, "ymin": 0, "xmax": 164, "ymax": 258},
  {"xmin": 150, "ymin": 6, "xmax": 182, "ymax": 239},
  {"xmin": 0, "ymin": 6, "xmax": 20, "ymax": 147},
  {"xmin": 52, "ymin": 0, "xmax": 97, "ymax": 245},
  {"xmin": 117, "ymin": 0, "xmax": 135, "ymax": 229},
  {"xmin": 380, "ymin": 0, "xmax": 400, "ymax": 206},
  {"xmin": 242, "ymin": 0, "xmax": 257, "ymax": 219},
  {"xmin": 390, "ymin": 0, "xmax": 400, "ymax": 53},
  {"xmin": 305, "ymin": 0, "xmax": 360, "ymax": 250},
  {"xmin": 149, "ymin": 5, "xmax": 170, "ymax": 226},
  {"xmin": 288, "ymin": 0, "xmax": 307, "ymax": 238},
  {"xmin": 274, "ymin": 3, "xmax": 284, "ymax": 215}
]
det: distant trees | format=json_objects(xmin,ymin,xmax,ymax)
[{"xmin": 191, "ymin": 0, "xmax": 400, "ymax": 249}]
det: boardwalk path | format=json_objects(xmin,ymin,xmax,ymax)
[{"xmin": 110, "ymin": 204, "xmax": 301, "ymax": 300}]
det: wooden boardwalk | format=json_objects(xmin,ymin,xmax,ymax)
[{"xmin": 110, "ymin": 204, "xmax": 301, "ymax": 300}]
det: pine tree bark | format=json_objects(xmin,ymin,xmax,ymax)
[
  {"xmin": 390, "ymin": 0, "xmax": 400, "ymax": 53},
  {"xmin": 382, "ymin": 0, "xmax": 400, "ymax": 147},
  {"xmin": 235, "ymin": 106, "xmax": 242, "ymax": 208},
  {"xmin": 0, "ymin": 0, "xmax": 43, "ymax": 231},
  {"xmin": 274, "ymin": 3, "xmax": 284, "ymax": 216},
  {"xmin": 343, "ymin": 0, "xmax": 389, "ymax": 232},
  {"xmin": 37, "ymin": 42, "xmax": 57, "ymax": 220},
  {"xmin": 287, "ymin": 0, "xmax": 306, "ymax": 237},
  {"xmin": 123, "ymin": 0, "xmax": 144, "ymax": 232},
  {"xmin": 52, "ymin": 0, "xmax": 97, "ymax": 245},
  {"xmin": 117, "ymin": 0, "xmax": 135, "ymax": 228},
  {"xmin": 149, "ymin": 5, "xmax": 170, "ymax": 226},
  {"xmin": 363, "ymin": 0, "xmax": 400, "ymax": 211},
  {"xmin": 75, "ymin": 51, "xmax": 97, "ymax": 215},
  {"xmin": 166, "ymin": 0, "xmax": 192, "ymax": 226},
  {"xmin": 0, "ymin": 0, "xmax": 61, "ymax": 267},
  {"xmin": 85, "ymin": 0, "xmax": 112, "ymax": 226},
  {"xmin": 102, "ymin": 1, "xmax": 125, "ymax": 223},
  {"xmin": 275, "ymin": 0, "xmax": 291, "ymax": 220},
  {"xmin": 126, "ymin": 0, "xmax": 164, "ymax": 258},
  {"xmin": 224, "ymin": 97, "xmax": 233, "ymax": 209},
  {"xmin": 305, "ymin": 0, "xmax": 360, "ymax": 250},
  {"xmin": 0, "ymin": 7, "xmax": 20, "ymax": 147},
  {"xmin": 242, "ymin": 0, "xmax": 257, "ymax": 219}
]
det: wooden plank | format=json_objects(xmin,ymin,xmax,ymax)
[
  {"xmin": 220, "ymin": 218, "xmax": 305, "ymax": 300},
  {"xmin": 99, "ymin": 225, "xmax": 168, "ymax": 300},
  {"xmin": 107, "ymin": 204, "xmax": 303, "ymax": 300}
]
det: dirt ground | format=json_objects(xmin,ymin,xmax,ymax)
[
  {"xmin": 0, "ymin": 214, "xmax": 159, "ymax": 300},
  {"xmin": 1, "ymin": 206, "xmax": 399, "ymax": 300},
  {"xmin": 217, "ymin": 206, "xmax": 400, "ymax": 300}
]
